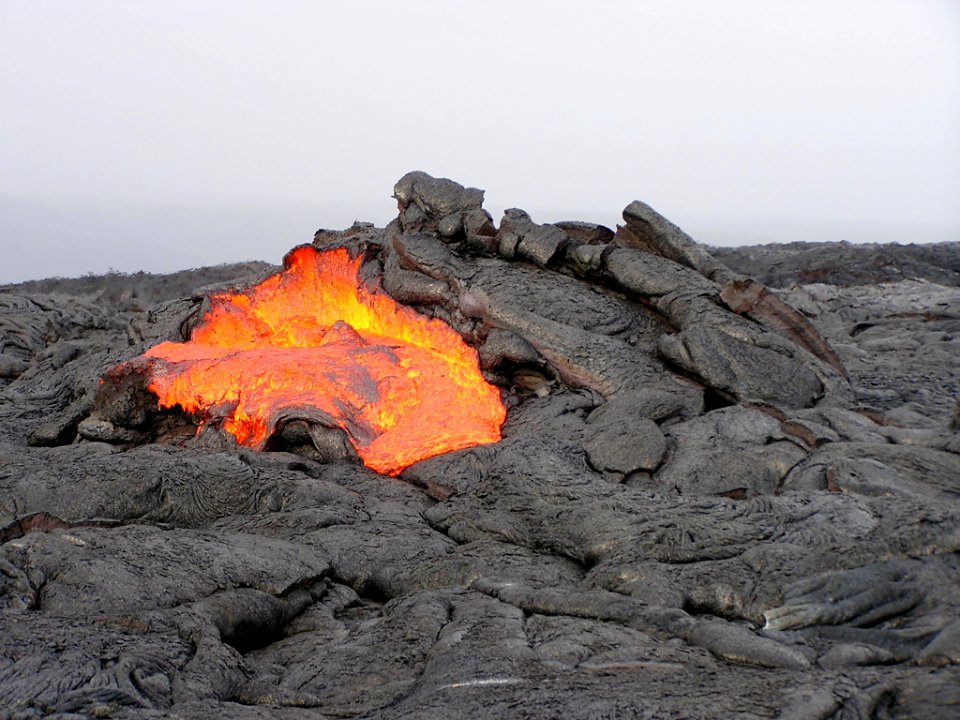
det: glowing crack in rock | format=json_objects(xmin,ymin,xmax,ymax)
[{"xmin": 130, "ymin": 245, "xmax": 506, "ymax": 476}]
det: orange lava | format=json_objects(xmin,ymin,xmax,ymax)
[{"xmin": 136, "ymin": 245, "xmax": 505, "ymax": 475}]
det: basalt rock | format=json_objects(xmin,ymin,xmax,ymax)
[
  {"xmin": 714, "ymin": 240, "xmax": 960, "ymax": 288},
  {"xmin": 1, "ymin": 173, "xmax": 958, "ymax": 719}
]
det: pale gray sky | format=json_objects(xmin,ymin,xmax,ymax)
[{"xmin": 1, "ymin": 0, "xmax": 958, "ymax": 282}]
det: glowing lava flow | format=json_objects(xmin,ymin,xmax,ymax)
[{"xmin": 136, "ymin": 245, "xmax": 505, "ymax": 476}]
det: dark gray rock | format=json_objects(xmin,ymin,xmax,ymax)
[
  {"xmin": 516, "ymin": 223, "xmax": 568, "ymax": 267},
  {"xmin": 618, "ymin": 199, "xmax": 740, "ymax": 285},
  {"xmin": 478, "ymin": 327, "xmax": 541, "ymax": 371},
  {"xmin": 659, "ymin": 323, "xmax": 824, "ymax": 408},
  {"xmin": 584, "ymin": 417, "xmax": 666, "ymax": 477},
  {"xmin": 655, "ymin": 406, "xmax": 808, "ymax": 497},
  {"xmin": 713, "ymin": 240, "xmax": 960, "ymax": 288},
  {"xmin": 553, "ymin": 220, "xmax": 615, "ymax": 246},
  {"xmin": 394, "ymin": 171, "xmax": 485, "ymax": 240}
]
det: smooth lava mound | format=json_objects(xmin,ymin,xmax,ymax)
[{"xmin": 133, "ymin": 245, "xmax": 506, "ymax": 476}]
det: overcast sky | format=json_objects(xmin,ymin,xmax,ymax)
[{"xmin": 1, "ymin": 0, "xmax": 958, "ymax": 282}]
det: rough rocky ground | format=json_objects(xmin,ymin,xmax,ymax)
[
  {"xmin": 1, "ymin": 173, "xmax": 958, "ymax": 719},
  {"xmin": 713, "ymin": 241, "xmax": 960, "ymax": 289}
]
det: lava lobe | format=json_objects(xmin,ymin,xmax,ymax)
[{"xmin": 125, "ymin": 245, "xmax": 505, "ymax": 475}]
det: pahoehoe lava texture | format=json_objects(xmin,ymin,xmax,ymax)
[{"xmin": 1, "ymin": 172, "xmax": 959, "ymax": 719}]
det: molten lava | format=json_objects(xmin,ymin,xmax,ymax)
[{"xmin": 132, "ymin": 245, "xmax": 505, "ymax": 475}]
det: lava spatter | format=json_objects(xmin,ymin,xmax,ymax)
[{"xmin": 132, "ymin": 245, "xmax": 505, "ymax": 475}]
